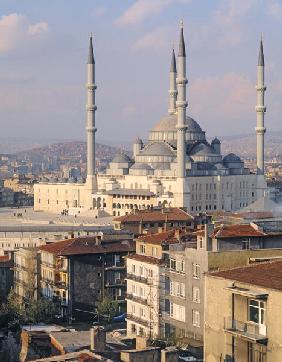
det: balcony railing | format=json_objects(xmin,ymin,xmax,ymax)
[
  {"xmin": 126, "ymin": 273, "xmax": 153, "ymax": 284},
  {"xmin": 104, "ymin": 263, "xmax": 125, "ymax": 270},
  {"xmin": 224, "ymin": 317, "xmax": 268, "ymax": 343},
  {"xmin": 126, "ymin": 293, "xmax": 148, "ymax": 306},
  {"xmin": 55, "ymin": 281, "xmax": 68, "ymax": 290},
  {"xmin": 126, "ymin": 313, "xmax": 150, "ymax": 327},
  {"xmin": 105, "ymin": 279, "xmax": 126, "ymax": 287}
]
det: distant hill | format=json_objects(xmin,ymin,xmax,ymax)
[
  {"xmin": 2, "ymin": 130, "xmax": 282, "ymax": 161},
  {"xmin": 15, "ymin": 141, "xmax": 128, "ymax": 162},
  {"xmin": 219, "ymin": 131, "xmax": 282, "ymax": 159}
]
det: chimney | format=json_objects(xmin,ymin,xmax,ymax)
[
  {"xmin": 174, "ymin": 229, "xmax": 181, "ymax": 241},
  {"xmin": 203, "ymin": 222, "xmax": 214, "ymax": 251},
  {"xmin": 90, "ymin": 326, "xmax": 106, "ymax": 352},
  {"xmin": 136, "ymin": 336, "xmax": 150, "ymax": 350}
]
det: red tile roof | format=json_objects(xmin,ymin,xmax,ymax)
[
  {"xmin": 212, "ymin": 224, "xmax": 265, "ymax": 238},
  {"xmin": 113, "ymin": 207, "xmax": 193, "ymax": 223},
  {"xmin": 126, "ymin": 253, "xmax": 164, "ymax": 265},
  {"xmin": 138, "ymin": 229, "xmax": 194, "ymax": 245},
  {"xmin": 210, "ymin": 260, "xmax": 282, "ymax": 292},
  {"xmin": 40, "ymin": 237, "xmax": 134, "ymax": 256}
]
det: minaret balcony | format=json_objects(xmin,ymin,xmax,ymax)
[
  {"xmin": 255, "ymin": 105, "xmax": 266, "ymax": 112},
  {"xmin": 86, "ymin": 83, "xmax": 97, "ymax": 90},
  {"xmin": 176, "ymin": 77, "xmax": 188, "ymax": 84},
  {"xmin": 255, "ymin": 127, "xmax": 266, "ymax": 134},
  {"xmin": 256, "ymin": 85, "xmax": 266, "ymax": 91},
  {"xmin": 176, "ymin": 100, "xmax": 188, "ymax": 108},
  {"xmin": 86, "ymin": 105, "xmax": 97, "ymax": 112}
]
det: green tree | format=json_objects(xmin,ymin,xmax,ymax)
[
  {"xmin": 24, "ymin": 298, "xmax": 58, "ymax": 324},
  {"xmin": 96, "ymin": 293, "xmax": 119, "ymax": 322}
]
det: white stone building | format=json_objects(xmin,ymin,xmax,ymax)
[{"xmin": 34, "ymin": 26, "xmax": 267, "ymax": 217}]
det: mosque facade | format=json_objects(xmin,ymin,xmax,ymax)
[{"xmin": 34, "ymin": 26, "xmax": 267, "ymax": 216}]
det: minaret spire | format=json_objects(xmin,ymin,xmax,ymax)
[
  {"xmin": 176, "ymin": 21, "xmax": 188, "ymax": 178},
  {"xmin": 255, "ymin": 37, "xmax": 266, "ymax": 175},
  {"xmin": 88, "ymin": 33, "xmax": 95, "ymax": 64},
  {"xmin": 168, "ymin": 49, "xmax": 177, "ymax": 115},
  {"xmin": 86, "ymin": 33, "xmax": 98, "ymax": 191}
]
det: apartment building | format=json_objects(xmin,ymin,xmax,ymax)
[
  {"xmin": 113, "ymin": 207, "xmax": 195, "ymax": 235},
  {"xmin": 40, "ymin": 230, "xmax": 134, "ymax": 320},
  {"xmin": 205, "ymin": 260, "xmax": 282, "ymax": 361},
  {"xmin": 14, "ymin": 248, "xmax": 40, "ymax": 301},
  {"xmin": 0, "ymin": 255, "xmax": 13, "ymax": 303},
  {"xmin": 126, "ymin": 229, "xmax": 194, "ymax": 338},
  {"xmin": 163, "ymin": 221, "xmax": 282, "ymax": 345}
]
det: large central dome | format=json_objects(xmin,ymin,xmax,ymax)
[
  {"xmin": 152, "ymin": 114, "xmax": 202, "ymax": 132},
  {"xmin": 148, "ymin": 114, "xmax": 206, "ymax": 144}
]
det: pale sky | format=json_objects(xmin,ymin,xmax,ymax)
[{"xmin": 0, "ymin": 0, "xmax": 281, "ymax": 143}]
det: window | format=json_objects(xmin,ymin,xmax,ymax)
[
  {"xmin": 170, "ymin": 258, "xmax": 176, "ymax": 270},
  {"xmin": 152, "ymin": 247, "xmax": 157, "ymax": 257},
  {"xmin": 170, "ymin": 302, "xmax": 185, "ymax": 322},
  {"xmin": 131, "ymin": 324, "xmax": 136, "ymax": 333},
  {"xmin": 131, "ymin": 264, "xmax": 136, "ymax": 274},
  {"xmin": 249, "ymin": 299, "xmax": 266, "ymax": 325},
  {"xmin": 192, "ymin": 310, "xmax": 200, "ymax": 327},
  {"xmin": 192, "ymin": 263, "xmax": 200, "ymax": 279},
  {"xmin": 192, "ymin": 287, "xmax": 200, "ymax": 303},
  {"xmin": 140, "ymin": 244, "xmax": 146, "ymax": 254}
]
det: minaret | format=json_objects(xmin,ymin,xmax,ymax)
[
  {"xmin": 86, "ymin": 34, "xmax": 97, "ymax": 191},
  {"xmin": 255, "ymin": 37, "xmax": 266, "ymax": 175},
  {"xmin": 168, "ymin": 49, "xmax": 177, "ymax": 115},
  {"xmin": 176, "ymin": 22, "xmax": 188, "ymax": 178}
]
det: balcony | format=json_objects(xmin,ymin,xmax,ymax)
[
  {"xmin": 126, "ymin": 313, "xmax": 150, "ymax": 327},
  {"xmin": 55, "ymin": 281, "xmax": 68, "ymax": 290},
  {"xmin": 126, "ymin": 273, "xmax": 152, "ymax": 284},
  {"xmin": 224, "ymin": 317, "xmax": 268, "ymax": 344},
  {"xmin": 105, "ymin": 279, "xmax": 126, "ymax": 287},
  {"xmin": 126, "ymin": 293, "xmax": 148, "ymax": 306},
  {"xmin": 104, "ymin": 263, "xmax": 125, "ymax": 271}
]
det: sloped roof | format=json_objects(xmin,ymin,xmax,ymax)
[
  {"xmin": 114, "ymin": 208, "xmax": 193, "ymax": 224},
  {"xmin": 210, "ymin": 260, "xmax": 282, "ymax": 292},
  {"xmin": 40, "ymin": 237, "xmax": 134, "ymax": 256},
  {"xmin": 138, "ymin": 229, "xmax": 194, "ymax": 245},
  {"xmin": 212, "ymin": 224, "xmax": 265, "ymax": 238}
]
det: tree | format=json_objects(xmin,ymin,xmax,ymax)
[
  {"xmin": 0, "ymin": 291, "xmax": 58, "ymax": 329},
  {"xmin": 96, "ymin": 293, "xmax": 119, "ymax": 322},
  {"xmin": 1, "ymin": 332, "xmax": 20, "ymax": 362}
]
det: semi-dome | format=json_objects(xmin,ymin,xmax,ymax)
[
  {"xmin": 112, "ymin": 153, "xmax": 132, "ymax": 163},
  {"xmin": 141, "ymin": 142, "xmax": 175, "ymax": 156},
  {"xmin": 152, "ymin": 114, "xmax": 203, "ymax": 133},
  {"xmin": 223, "ymin": 153, "xmax": 242, "ymax": 163},
  {"xmin": 190, "ymin": 143, "xmax": 216, "ymax": 156}
]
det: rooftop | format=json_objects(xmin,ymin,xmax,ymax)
[
  {"xmin": 40, "ymin": 237, "xmax": 134, "ymax": 256},
  {"xmin": 114, "ymin": 207, "xmax": 193, "ymax": 223},
  {"xmin": 210, "ymin": 260, "xmax": 282, "ymax": 292},
  {"xmin": 138, "ymin": 229, "xmax": 190, "ymax": 245},
  {"xmin": 212, "ymin": 224, "xmax": 265, "ymax": 238},
  {"xmin": 127, "ymin": 253, "xmax": 164, "ymax": 265}
]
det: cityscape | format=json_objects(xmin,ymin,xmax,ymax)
[{"xmin": 1, "ymin": 1, "xmax": 282, "ymax": 361}]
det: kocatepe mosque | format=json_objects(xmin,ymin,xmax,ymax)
[{"xmin": 34, "ymin": 25, "xmax": 267, "ymax": 216}]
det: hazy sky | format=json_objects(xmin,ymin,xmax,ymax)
[{"xmin": 0, "ymin": 0, "xmax": 282, "ymax": 143}]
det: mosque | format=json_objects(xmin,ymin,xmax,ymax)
[{"xmin": 34, "ymin": 25, "xmax": 267, "ymax": 216}]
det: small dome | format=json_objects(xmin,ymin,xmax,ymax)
[
  {"xmin": 141, "ymin": 142, "xmax": 175, "ymax": 156},
  {"xmin": 152, "ymin": 114, "xmax": 203, "ymax": 133},
  {"xmin": 223, "ymin": 153, "xmax": 242, "ymax": 163},
  {"xmin": 190, "ymin": 143, "xmax": 216, "ymax": 156},
  {"xmin": 131, "ymin": 163, "xmax": 153, "ymax": 170},
  {"xmin": 112, "ymin": 153, "xmax": 132, "ymax": 163}
]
